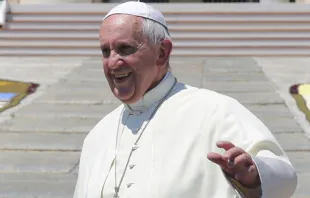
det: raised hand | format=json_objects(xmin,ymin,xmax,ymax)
[{"xmin": 207, "ymin": 141, "xmax": 260, "ymax": 188}]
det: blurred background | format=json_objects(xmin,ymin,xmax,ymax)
[{"xmin": 0, "ymin": 0, "xmax": 310, "ymax": 198}]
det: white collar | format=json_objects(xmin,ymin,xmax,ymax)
[{"xmin": 123, "ymin": 71, "xmax": 176, "ymax": 114}]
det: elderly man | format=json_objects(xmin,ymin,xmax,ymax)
[{"xmin": 74, "ymin": 1, "xmax": 297, "ymax": 198}]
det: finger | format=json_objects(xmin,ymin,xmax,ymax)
[
  {"xmin": 231, "ymin": 153, "xmax": 251, "ymax": 177},
  {"xmin": 207, "ymin": 154, "xmax": 235, "ymax": 176},
  {"xmin": 207, "ymin": 152, "xmax": 235, "ymax": 174},
  {"xmin": 235, "ymin": 164, "xmax": 258, "ymax": 184},
  {"xmin": 223, "ymin": 148, "xmax": 246, "ymax": 174},
  {"xmin": 234, "ymin": 153, "xmax": 249, "ymax": 168},
  {"xmin": 233, "ymin": 154, "xmax": 258, "ymax": 184},
  {"xmin": 216, "ymin": 141, "xmax": 235, "ymax": 151},
  {"xmin": 207, "ymin": 152, "xmax": 226, "ymax": 166},
  {"xmin": 223, "ymin": 147, "xmax": 245, "ymax": 161}
]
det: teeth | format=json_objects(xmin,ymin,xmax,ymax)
[{"xmin": 114, "ymin": 73, "xmax": 130, "ymax": 78}]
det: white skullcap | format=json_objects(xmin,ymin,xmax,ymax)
[{"xmin": 103, "ymin": 0, "xmax": 168, "ymax": 30}]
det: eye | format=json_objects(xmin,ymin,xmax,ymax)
[
  {"xmin": 101, "ymin": 47, "xmax": 110, "ymax": 58},
  {"xmin": 118, "ymin": 45, "xmax": 137, "ymax": 56}
]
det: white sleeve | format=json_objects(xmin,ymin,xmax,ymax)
[
  {"xmin": 214, "ymin": 97, "xmax": 298, "ymax": 198},
  {"xmin": 252, "ymin": 151, "xmax": 297, "ymax": 198}
]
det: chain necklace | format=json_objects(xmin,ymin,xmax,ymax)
[{"xmin": 113, "ymin": 78, "xmax": 177, "ymax": 198}]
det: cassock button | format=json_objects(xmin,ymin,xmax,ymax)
[
  {"xmin": 126, "ymin": 183, "xmax": 134, "ymax": 188},
  {"xmin": 132, "ymin": 144, "xmax": 139, "ymax": 151},
  {"xmin": 129, "ymin": 164, "xmax": 136, "ymax": 169},
  {"xmin": 129, "ymin": 111, "xmax": 143, "ymax": 115}
]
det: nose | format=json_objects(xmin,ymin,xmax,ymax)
[{"xmin": 107, "ymin": 51, "xmax": 124, "ymax": 70}]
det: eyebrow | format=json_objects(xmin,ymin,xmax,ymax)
[{"xmin": 100, "ymin": 41, "xmax": 141, "ymax": 49}]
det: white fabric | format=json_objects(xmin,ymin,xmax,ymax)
[
  {"xmin": 74, "ymin": 71, "xmax": 297, "ymax": 198},
  {"xmin": 102, "ymin": 1, "xmax": 168, "ymax": 30},
  {"xmin": 0, "ymin": 0, "xmax": 7, "ymax": 26}
]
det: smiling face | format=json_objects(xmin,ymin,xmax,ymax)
[{"xmin": 99, "ymin": 14, "xmax": 167, "ymax": 104}]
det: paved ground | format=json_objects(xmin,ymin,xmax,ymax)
[{"xmin": 0, "ymin": 56, "xmax": 309, "ymax": 198}]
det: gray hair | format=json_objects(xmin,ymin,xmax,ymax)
[
  {"xmin": 141, "ymin": 18, "xmax": 172, "ymax": 45},
  {"xmin": 140, "ymin": 18, "xmax": 172, "ymax": 69}
]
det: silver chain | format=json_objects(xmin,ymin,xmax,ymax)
[{"xmin": 113, "ymin": 78, "xmax": 177, "ymax": 197}]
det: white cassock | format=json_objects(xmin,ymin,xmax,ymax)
[
  {"xmin": 74, "ymin": 71, "xmax": 297, "ymax": 198},
  {"xmin": 0, "ymin": 0, "xmax": 8, "ymax": 26}
]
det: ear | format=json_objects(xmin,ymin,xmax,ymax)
[{"xmin": 156, "ymin": 39, "xmax": 172, "ymax": 67}]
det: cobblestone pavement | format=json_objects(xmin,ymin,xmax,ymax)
[{"xmin": 0, "ymin": 57, "xmax": 309, "ymax": 198}]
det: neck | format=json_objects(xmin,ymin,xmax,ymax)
[
  {"xmin": 123, "ymin": 70, "xmax": 175, "ymax": 113},
  {"xmin": 146, "ymin": 72, "xmax": 167, "ymax": 93}
]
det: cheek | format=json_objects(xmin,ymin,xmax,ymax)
[
  {"xmin": 102, "ymin": 59, "xmax": 109, "ymax": 73},
  {"xmin": 134, "ymin": 66, "xmax": 154, "ymax": 88}
]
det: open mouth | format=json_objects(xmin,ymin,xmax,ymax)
[{"xmin": 113, "ymin": 72, "xmax": 132, "ymax": 82}]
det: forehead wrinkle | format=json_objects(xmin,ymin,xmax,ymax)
[{"xmin": 100, "ymin": 14, "xmax": 146, "ymax": 44}]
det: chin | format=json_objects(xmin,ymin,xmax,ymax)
[
  {"xmin": 113, "ymin": 91, "xmax": 133, "ymax": 103},
  {"xmin": 118, "ymin": 97, "xmax": 136, "ymax": 104},
  {"xmin": 112, "ymin": 85, "xmax": 137, "ymax": 102},
  {"xmin": 117, "ymin": 94, "xmax": 140, "ymax": 104}
]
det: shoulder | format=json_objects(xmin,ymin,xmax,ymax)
[
  {"xmin": 188, "ymin": 85, "xmax": 274, "ymax": 143},
  {"xmin": 172, "ymin": 82, "xmax": 261, "ymax": 124},
  {"xmin": 178, "ymin": 84, "xmax": 277, "ymax": 147},
  {"xmin": 190, "ymin": 85, "xmax": 257, "ymax": 120},
  {"xmin": 173, "ymin": 82, "xmax": 239, "ymax": 111}
]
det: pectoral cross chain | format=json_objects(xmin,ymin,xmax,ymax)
[{"xmin": 113, "ymin": 187, "xmax": 119, "ymax": 198}]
